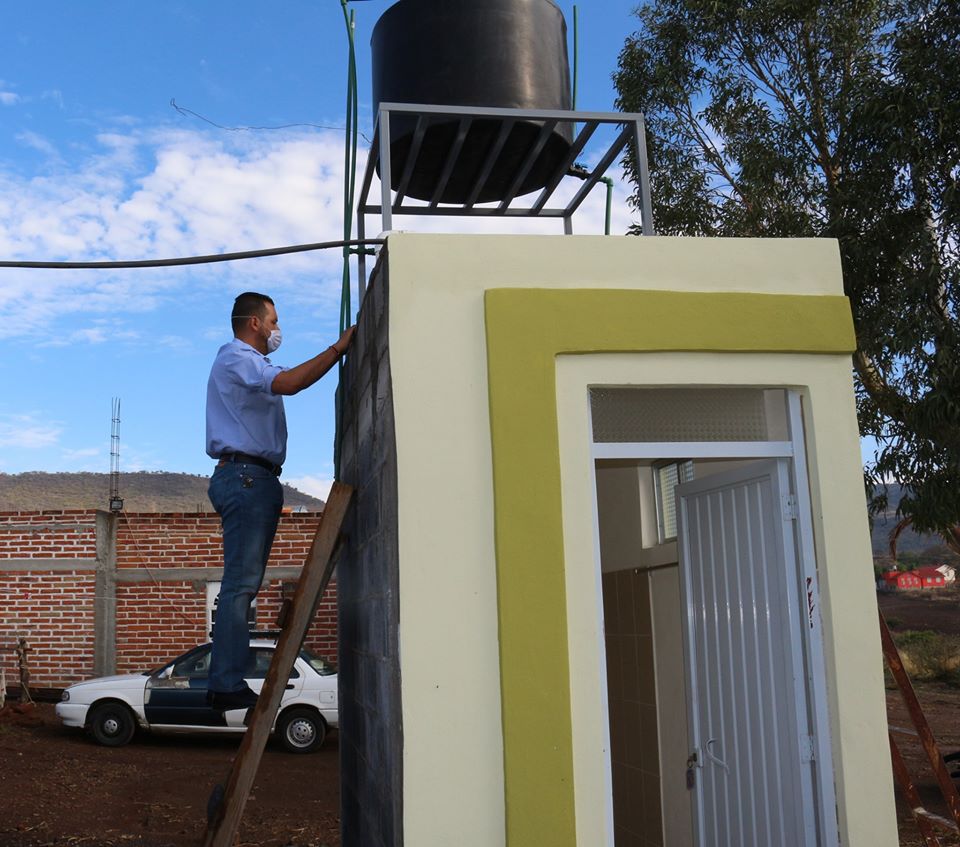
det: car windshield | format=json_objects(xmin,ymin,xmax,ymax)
[
  {"xmin": 147, "ymin": 645, "xmax": 210, "ymax": 679},
  {"xmin": 299, "ymin": 647, "xmax": 336, "ymax": 676}
]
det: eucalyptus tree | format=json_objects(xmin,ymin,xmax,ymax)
[{"xmin": 615, "ymin": 0, "xmax": 960, "ymax": 539}]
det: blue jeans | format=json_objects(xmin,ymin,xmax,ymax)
[{"xmin": 207, "ymin": 461, "xmax": 283, "ymax": 693}]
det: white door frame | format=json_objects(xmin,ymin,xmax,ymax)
[{"xmin": 589, "ymin": 389, "xmax": 838, "ymax": 847}]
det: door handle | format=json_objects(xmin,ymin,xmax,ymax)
[
  {"xmin": 705, "ymin": 738, "xmax": 730, "ymax": 773},
  {"xmin": 285, "ymin": 684, "xmax": 294, "ymax": 689}
]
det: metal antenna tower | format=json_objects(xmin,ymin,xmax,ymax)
[{"xmin": 109, "ymin": 397, "xmax": 123, "ymax": 513}]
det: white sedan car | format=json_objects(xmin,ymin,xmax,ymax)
[{"xmin": 56, "ymin": 639, "xmax": 337, "ymax": 753}]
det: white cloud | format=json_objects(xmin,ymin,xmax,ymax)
[
  {"xmin": 68, "ymin": 327, "xmax": 108, "ymax": 344},
  {"xmin": 156, "ymin": 334, "xmax": 191, "ymax": 349},
  {"xmin": 60, "ymin": 447, "xmax": 101, "ymax": 461},
  {"xmin": 38, "ymin": 325, "xmax": 140, "ymax": 348},
  {"xmin": 50, "ymin": 442, "xmax": 160, "ymax": 476},
  {"xmin": 202, "ymin": 324, "xmax": 226, "ymax": 341},
  {"xmin": 41, "ymin": 89, "xmax": 64, "ymax": 109},
  {"xmin": 0, "ymin": 414, "xmax": 61, "ymax": 449},
  {"xmin": 0, "ymin": 124, "xmax": 643, "ymax": 344},
  {"xmin": 285, "ymin": 474, "xmax": 332, "ymax": 502},
  {"xmin": 15, "ymin": 130, "xmax": 60, "ymax": 159},
  {"xmin": 116, "ymin": 445, "xmax": 166, "ymax": 473},
  {"xmin": 0, "ymin": 91, "xmax": 20, "ymax": 106},
  {"xmin": 0, "ymin": 127, "xmax": 355, "ymax": 340}
]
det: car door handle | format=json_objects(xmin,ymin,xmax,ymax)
[{"xmin": 285, "ymin": 684, "xmax": 294, "ymax": 690}]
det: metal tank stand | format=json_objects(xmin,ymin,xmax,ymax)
[{"xmin": 355, "ymin": 103, "xmax": 654, "ymax": 291}]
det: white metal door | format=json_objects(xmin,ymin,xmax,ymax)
[{"xmin": 677, "ymin": 460, "xmax": 819, "ymax": 847}]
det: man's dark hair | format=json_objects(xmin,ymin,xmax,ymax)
[{"xmin": 231, "ymin": 292, "xmax": 274, "ymax": 334}]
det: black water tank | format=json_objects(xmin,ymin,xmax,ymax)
[{"xmin": 371, "ymin": 0, "xmax": 573, "ymax": 204}]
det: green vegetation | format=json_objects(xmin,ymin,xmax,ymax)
[
  {"xmin": 897, "ymin": 550, "xmax": 948, "ymax": 570},
  {"xmin": 0, "ymin": 472, "xmax": 324, "ymax": 513},
  {"xmin": 615, "ymin": 0, "xmax": 960, "ymax": 537},
  {"xmin": 893, "ymin": 629, "xmax": 960, "ymax": 685}
]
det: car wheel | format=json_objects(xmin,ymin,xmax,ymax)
[
  {"xmin": 277, "ymin": 707, "xmax": 325, "ymax": 753},
  {"xmin": 88, "ymin": 701, "xmax": 136, "ymax": 747}
]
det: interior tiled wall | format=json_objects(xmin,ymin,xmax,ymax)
[{"xmin": 602, "ymin": 568, "xmax": 663, "ymax": 847}]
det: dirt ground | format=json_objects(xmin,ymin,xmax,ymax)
[
  {"xmin": 0, "ymin": 702, "xmax": 340, "ymax": 847},
  {"xmin": 887, "ymin": 681, "xmax": 960, "ymax": 846},
  {"xmin": 879, "ymin": 585, "xmax": 960, "ymax": 637},
  {"xmin": 1, "ymin": 587, "xmax": 957, "ymax": 846}
]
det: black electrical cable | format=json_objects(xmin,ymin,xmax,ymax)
[
  {"xmin": 0, "ymin": 238, "xmax": 385, "ymax": 270},
  {"xmin": 169, "ymin": 98, "xmax": 373, "ymax": 145}
]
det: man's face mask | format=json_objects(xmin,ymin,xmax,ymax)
[{"xmin": 232, "ymin": 314, "xmax": 282, "ymax": 353}]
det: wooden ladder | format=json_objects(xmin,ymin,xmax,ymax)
[
  {"xmin": 880, "ymin": 609, "xmax": 960, "ymax": 845},
  {"xmin": 202, "ymin": 481, "xmax": 353, "ymax": 847}
]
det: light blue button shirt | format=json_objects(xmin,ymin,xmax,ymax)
[{"xmin": 206, "ymin": 338, "xmax": 288, "ymax": 466}]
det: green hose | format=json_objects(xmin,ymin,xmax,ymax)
[
  {"xmin": 340, "ymin": 2, "xmax": 358, "ymax": 335},
  {"xmin": 335, "ymin": 1, "xmax": 360, "ymax": 480},
  {"xmin": 572, "ymin": 5, "xmax": 579, "ymax": 111}
]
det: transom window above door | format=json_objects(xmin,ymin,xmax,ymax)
[{"xmin": 590, "ymin": 387, "xmax": 789, "ymax": 443}]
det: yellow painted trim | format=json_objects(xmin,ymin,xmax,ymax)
[{"xmin": 483, "ymin": 288, "xmax": 855, "ymax": 847}]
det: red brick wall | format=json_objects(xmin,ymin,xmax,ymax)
[
  {"xmin": 0, "ymin": 511, "xmax": 99, "ymax": 688},
  {"xmin": 0, "ymin": 511, "xmax": 97, "ymax": 560},
  {"xmin": 0, "ymin": 571, "xmax": 98, "ymax": 685},
  {"xmin": 115, "ymin": 581, "xmax": 209, "ymax": 673},
  {"xmin": 116, "ymin": 513, "xmax": 224, "ymax": 571},
  {"xmin": 0, "ymin": 510, "xmax": 338, "ymax": 689}
]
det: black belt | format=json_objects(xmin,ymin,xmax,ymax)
[{"xmin": 218, "ymin": 452, "xmax": 282, "ymax": 477}]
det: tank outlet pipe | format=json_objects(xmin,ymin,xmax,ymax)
[
  {"xmin": 568, "ymin": 164, "xmax": 614, "ymax": 236},
  {"xmin": 600, "ymin": 176, "xmax": 613, "ymax": 236}
]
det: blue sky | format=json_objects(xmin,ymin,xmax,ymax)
[{"xmin": 0, "ymin": 1, "xmax": 647, "ymax": 500}]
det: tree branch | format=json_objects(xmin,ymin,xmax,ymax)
[
  {"xmin": 799, "ymin": 22, "xmax": 841, "ymax": 195},
  {"xmin": 854, "ymin": 349, "xmax": 909, "ymax": 423},
  {"xmin": 726, "ymin": 31, "xmax": 827, "ymax": 171},
  {"xmin": 665, "ymin": 98, "xmax": 748, "ymax": 208}
]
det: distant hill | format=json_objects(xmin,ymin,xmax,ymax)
[
  {"xmin": 869, "ymin": 483, "xmax": 958, "ymax": 563},
  {"xmin": 0, "ymin": 472, "xmax": 324, "ymax": 513}
]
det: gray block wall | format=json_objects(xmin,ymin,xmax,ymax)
[{"xmin": 336, "ymin": 250, "xmax": 402, "ymax": 847}]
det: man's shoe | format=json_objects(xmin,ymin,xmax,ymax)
[{"xmin": 206, "ymin": 686, "xmax": 259, "ymax": 711}]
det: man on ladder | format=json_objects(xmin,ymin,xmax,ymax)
[{"xmin": 204, "ymin": 290, "xmax": 354, "ymax": 711}]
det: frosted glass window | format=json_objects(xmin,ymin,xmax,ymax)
[
  {"xmin": 655, "ymin": 460, "xmax": 694, "ymax": 541},
  {"xmin": 590, "ymin": 387, "xmax": 770, "ymax": 442}
]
